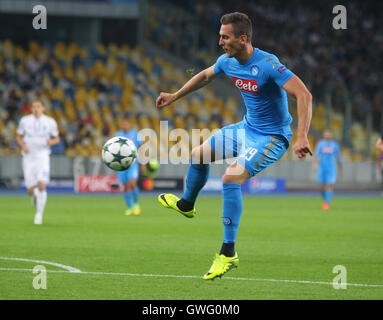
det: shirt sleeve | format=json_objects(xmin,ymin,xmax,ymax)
[
  {"xmin": 264, "ymin": 55, "xmax": 294, "ymax": 87},
  {"xmin": 16, "ymin": 118, "xmax": 26, "ymax": 135},
  {"xmin": 213, "ymin": 54, "xmax": 227, "ymax": 75}
]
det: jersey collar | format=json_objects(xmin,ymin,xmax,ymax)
[{"xmin": 234, "ymin": 47, "xmax": 259, "ymax": 66}]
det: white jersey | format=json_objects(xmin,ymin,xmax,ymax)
[{"xmin": 17, "ymin": 114, "xmax": 59, "ymax": 157}]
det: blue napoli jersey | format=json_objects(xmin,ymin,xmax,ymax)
[
  {"xmin": 214, "ymin": 48, "xmax": 294, "ymax": 142},
  {"xmin": 314, "ymin": 139, "xmax": 342, "ymax": 170},
  {"xmin": 115, "ymin": 129, "xmax": 141, "ymax": 148}
]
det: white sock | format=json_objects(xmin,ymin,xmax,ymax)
[{"xmin": 35, "ymin": 189, "xmax": 47, "ymax": 216}]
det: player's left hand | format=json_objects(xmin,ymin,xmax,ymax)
[{"xmin": 293, "ymin": 136, "xmax": 312, "ymax": 159}]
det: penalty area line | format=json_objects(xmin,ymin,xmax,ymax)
[{"xmin": 0, "ymin": 267, "xmax": 383, "ymax": 288}]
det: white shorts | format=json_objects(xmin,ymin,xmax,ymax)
[{"xmin": 22, "ymin": 153, "xmax": 50, "ymax": 188}]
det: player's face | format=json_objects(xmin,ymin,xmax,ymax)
[
  {"xmin": 31, "ymin": 102, "xmax": 44, "ymax": 118},
  {"xmin": 324, "ymin": 130, "xmax": 333, "ymax": 141},
  {"xmin": 121, "ymin": 119, "xmax": 131, "ymax": 132},
  {"xmin": 219, "ymin": 24, "xmax": 245, "ymax": 58}
]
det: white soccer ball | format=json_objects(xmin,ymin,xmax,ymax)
[{"xmin": 102, "ymin": 136, "xmax": 137, "ymax": 171}]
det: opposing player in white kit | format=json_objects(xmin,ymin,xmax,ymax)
[{"xmin": 16, "ymin": 100, "xmax": 60, "ymax": 224}]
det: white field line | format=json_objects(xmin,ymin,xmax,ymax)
[
  {"xmin": 0, "ymin": 267, "xmax": 383, "ymax": 288},
  {"xmin": 0, "ymin": 257, "xmax": 81, "ymax": 272}
]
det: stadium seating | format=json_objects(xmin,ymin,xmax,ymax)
[
  {"xmin": 0, "ymin": 40, "xmax": 243, "ymax": 159},
  {"xmin": 0, "ymin": 36, "xmax": 379, "ymax": 162}
]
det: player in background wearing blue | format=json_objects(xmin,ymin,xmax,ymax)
[
  {"xmin": 115, "ymin": 117, "xmax": 144, "ymax": 215},
  {"xmin": 376, "ymin": 132, "xmax": 383, "ymax": 195},
  {"xmin": 313, "ymin": 129, "xmax": 343, "ymax": 210},
  {"xmin": 156, "ymin": 12, "xmax": 313, "ymax": 280}
]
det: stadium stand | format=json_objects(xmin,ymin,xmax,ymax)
[
  {"xmin": 0, "ymin": 40, "xmax": 242, "ymax": 158},
  {"xmin": 1, "ymin": 0, "xmax": 382, "ymax": 162}
]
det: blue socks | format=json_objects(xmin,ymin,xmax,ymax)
[
  {"xmin": 222, "ymin": 183, "xmax": 242, "ymax": 244},
  {"xmin": 124, "ymin": 188, "xmax": 140, "ymax": 209},
  {"xmin": 181, "ymin": 163, "xmax": 243, "ymax": 255},
  {"xmin": 132, "ymin": 188, "xmax": 139, "ymax": 206},
  {"xmin": 124, "ymin": 192, "xmax": 133, "ymax": 209},
  {"xmin": 320, "ymin": 190, "xmax": 325, "ymax": 199},
  {"xmin": 324, "ymin": 190, "xmax": 333, "ymax": 204},
  {"xmin": 182, "ymin": 163, "xmax": 210, "ymax": 204}
]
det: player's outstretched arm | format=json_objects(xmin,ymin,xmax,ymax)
[
  {"xmin": 282, "ymin": 75, "xmax": 313, "ymax": 158},
  {"xmin": 156, "ymin": 65, "xmax": 217, "ymax": 110}
]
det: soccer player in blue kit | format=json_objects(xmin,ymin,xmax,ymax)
[
  {"xmin": 115, "ymin": 117, "xmax": 143, "ymax": 215},
  {"xmin": 156, "ymin": 12, "xmax": 313, "ymax": 279},
  {"xmin": 313, "ymin": 129, "xmax": 343, "ymax": 210}
]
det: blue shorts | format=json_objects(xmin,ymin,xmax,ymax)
[
  {"xmin": 317, "ymin": 167, "xmax": 336, "ymax": 185},
  {"xmin": 117, "ymin": 162, "xmax": 139, "ymax": 184},
  {"xmin": 208, "ymin": 121, "xmax": 289, "ymax": 177}
]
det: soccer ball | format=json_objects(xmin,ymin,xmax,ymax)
[{"xmin": 102, "ymin": 137, "xmax": 137, "ymax": 171}]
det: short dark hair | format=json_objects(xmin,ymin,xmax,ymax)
[
  {"xmin": 31, "ymin": 98, "xmax": 44, "ymax": 106},
  {"xmin": 220, "ymin": 12, "xmax": 252, "ymax": 43}
]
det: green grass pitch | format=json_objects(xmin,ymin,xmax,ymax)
[{"xmin": 0, "ymin": 194, "xmax": 382, "ymax": 300}]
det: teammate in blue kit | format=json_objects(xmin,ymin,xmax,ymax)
[
  {"xmin": 156, "ymin": 12, "xmax": 313, "ymax": 279},
  {"xmin": 115, "ymin": 117, "xmax": 143, "ymax": 216},
  {"xmin": 313, "ymin": 129, "xmax": 343, "ymax": 210}
]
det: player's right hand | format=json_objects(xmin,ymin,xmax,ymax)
[
  {"xmin": 22, "ymin": 146, "xmax": 30, "ymax": 154},
  {"xmin": 156, "ymin": 92, "xmax": 176, "ymax": 110},
  {"xmin": 293, "ymin": 136, "xmax": 312, "ymax": 159}
]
